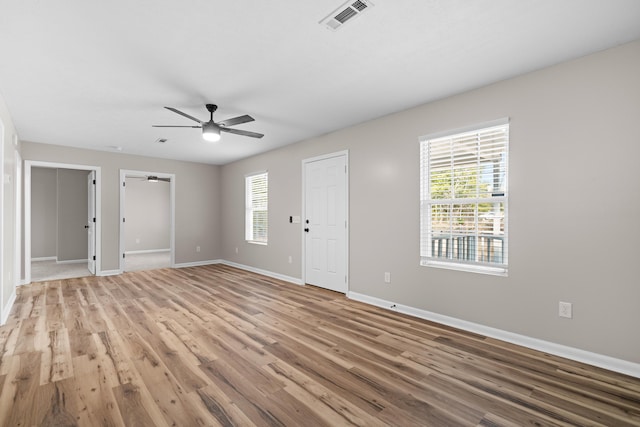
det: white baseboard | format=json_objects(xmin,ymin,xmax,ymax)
[
  {"xmin": 57, "ymin": 259, "xmax": 88, "ymax": 265},
  {"xmin": 220, "ymin": 260, "xmax": 303, "ymax": 286},
  {"xmin": 125, "ymin": 249, "xmax": 170, "ymax": 255},
  {"xmin": 1, "ymin": 290, "xmax": 16, "ymax": 325},
  {"xmin": 32, "ymin": 256, "xmax": 57, "ymax": 262},
  {"xmin": 348, "ymin": 291, "xmax": 640, "ymax": 379},
  {"xmin": 98, "ymin": 269, "xmax": 121, "ymax": 276},
  {"xmin": 174, "ymin": 259, "xmax": 222, "ymax": 269}
]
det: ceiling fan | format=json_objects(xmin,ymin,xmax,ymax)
[{"xmin": 153, "ymin": 104, "xmax": 264, "ymax": 142}]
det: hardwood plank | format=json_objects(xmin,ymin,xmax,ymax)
[
  {"xmin": 112, "ymin": 382, "xmax": 166, "ymax": 427},
  {"xmin": 194, "ymin": 384, "xmax": 257, "ymax": 427},
  {"xmin": 263, "ymin": 359, "xmax": 387, "ymax": 426},
  {"xmin": 70, "ymin": 353, "xmax": 125, "ymax": 426},
  {"xmin": 0, "ymin": 264, "xmax": 638, "ymax": 426}
]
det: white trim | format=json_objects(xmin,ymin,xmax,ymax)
[
  {"xmin": 0, "ymin": 119, "xmax": 4, "ymax": 324},
  {"xmin": 419, "ymin": 117, "xmax": 510, "ymax": 142},
  {"xmin": 420, "ymin": 119, "xmax": 509, "ymax": 275},
  {"xmin": 244, "ymin": 170, "xmax": 268, "ymax": 178},
  {"xmin": 24, "ymin": 161, "xmax": 102, "ymax": 284},
  {"xmin": 171, "ymin": 259, "xmax": 304, "ymax": 285},
  {"xmin": 97, "ymin": 269, "xmax": 121, "ymax": 277},
  {"xmin": 220, "ymin": 260, "xmax": 303, "ymax": 286},
  {"xmin": 32, "ymin": 256, "xmax": 57, "ymax": 262},
  {"xmin": 14, "ymin": 149, "xmax": 22, "ymax": 295},
  {"xmin": 174, "ymin": 259, "xmax": 221, "ymax": 269},
  {"xmin": 56, "ymin": 259, "xmax": 88, "ymax": 265},
  {"xmin": 348, "ymin": 291, "xmax": 640, "ymax": 379},
  {"xmin": 125, "ymin": 249, "xmax": 170, "ymax": 255},
  {"xmin": 1, "ymin": 290, "xmax": 16, "ymax": 325},
  {"xmin": 245, "ymin": 171, "xmax": 269, "ymax": 244},
  {"xmin": 119, "ymin": 169, "xmax": 176, "ymax": 273},
  {"xmin": 301, "ymin": 150, "xmax": 349, "ymax": 290},
  {"xmin": 423, "ymin": 260, "xmax": 508, "ymax": 276}
]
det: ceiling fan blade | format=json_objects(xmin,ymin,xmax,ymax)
[
  {"xmin": 164, "ymin": 106, "xmax": 203, "ymax": 124},
  {"xmin": 220, "ymin": 127, "xmax": 264, "ymax": 139},
  {"xmin": 217, "ymin": 114, "xmax": 254, "ymax": 127},
  {"xmin": 152, "ymin": 125, "xmax": 201, "ymax": 128}
]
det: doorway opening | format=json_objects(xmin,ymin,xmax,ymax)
[
  {"xmin": 119, "ymin": 170, "xmax": 175, "ymax": 272},
  {"xmin": 24, "ymin": 161, "xmax": 101, "ymax": 284}
]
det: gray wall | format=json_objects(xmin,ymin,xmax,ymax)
[
  {"xmin": 21, "ymin": 143, "xmax": 221, "ymax": 271},
  {"xmin": 125, "ymin": 177, "xmax": 170, "ymax": 252},
  {"xmin": 31, "ymin": 167, "xmax": 57, "ymax": 258},
  {"xmin": 56, "ymin": 169, "xmax": 88, "ymax": 261},
  {"xmin": 31, "ymin": 168, "xmax": 90, "ymax": 262},
  {"xmin": 221, "ymin": 41, "xmax": 640, "ymax": 364}
]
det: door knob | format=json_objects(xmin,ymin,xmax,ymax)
[{"xmin": 84, "ymin": 225, "xmax": 89, "ymax": 229}]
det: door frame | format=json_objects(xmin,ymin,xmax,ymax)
[
  {"xmin": 24, "ymin": 161, "xmax": 102, "ymax": 284},
  {"xmin": 14, "ymin": 146, "xmax": 22, "ymax": 287},
  {"xmin": 301, "ymin": 150, "xmax": 349, "ymax": 290},
  {"xmin": 87, "ymin": 170, "xmax": 96, "ymax": 275},
  {"xmin": 119, "ymin": 169, "xmax": 175, "ymax": 273},
  {"xmin": 0, "ymin": 119, "xmax": 4, "ymax": 322}
]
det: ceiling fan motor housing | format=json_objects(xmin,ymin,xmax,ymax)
[{"xmin": 202, "ymin": 121, "xmax": 221, "ymax": 142}]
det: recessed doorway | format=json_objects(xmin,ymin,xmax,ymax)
[{"xmin": 119, "ymin": 170, "xmax": 175, "ymax": 272}]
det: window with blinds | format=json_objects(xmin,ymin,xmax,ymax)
[
  {"xmin": 245, "ymin": 172, "xmax": 268, "ymax": 244},
  {"xmin": 420, "ymin": 119, "xmax": 509, "ymax": 275}
]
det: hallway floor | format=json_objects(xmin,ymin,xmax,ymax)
[{"xmin": 31, "ymin": 251, "xmax": 171, "ymax": 282}]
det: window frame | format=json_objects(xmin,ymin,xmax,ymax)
[
  {"xmin": 420, "ymin": 118, "xmax": 509, "ymax": 276},
  {"xmin": 245, "ymin": 171, "xmax": 268, "ymax": 245}
]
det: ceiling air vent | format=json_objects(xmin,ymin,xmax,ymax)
[{"xmin": 320, "ymin": 0, "xmax": 375, "ymax": 31}]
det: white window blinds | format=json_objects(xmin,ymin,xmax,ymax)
[
  {"xmin": 420, "ymin": 120, "xmax": 509, "ymax": 274},
  {"xmin": 246, "ymin": 172, "xmax": 268, "ymax": 243}
]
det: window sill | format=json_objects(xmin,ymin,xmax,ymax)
[
  {"xmin": 246, "ymin": 240, "xmax": 268, "ymax": 246},
  {"xmin": 421, "ymin": 260, "xmax": 508, "ymax": 277}
]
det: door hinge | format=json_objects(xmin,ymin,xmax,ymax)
[
  {"xmin": 123, "ymin": 218, "xmax": 125, "ymax": 223},
  {"xmin": 123, "ymin": 253, "xmax": 126, "ymax": 258},
  {"xmin": 93, "ymin": 179, "xmax": 96, "ymax": 185},
  {"xmin": 93, "ymin": 217, "xmax": 96, "ymax": 223},
  {"xmin": 93, "ymin": 255, "xmax": 96, "ymax": 261},
  {"xmin": 123, "ymin": 181, "xmax": 126, "ymax": 187}
]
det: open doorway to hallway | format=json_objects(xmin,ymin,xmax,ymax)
[{"xmin": 25, "ymin": 162, "xmax": 101, "ymax": 283}]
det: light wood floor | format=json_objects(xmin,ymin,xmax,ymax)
[{"xmin": 1, "ymin": 265, "xmax": 639, "ymax": 426}]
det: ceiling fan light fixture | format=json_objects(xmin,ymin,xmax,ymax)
[{"xmin": 202, "ymin": 121, "xmax": 221, "ymax": 142}]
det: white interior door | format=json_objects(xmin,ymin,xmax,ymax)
[
  {"xmin": 304, "ymin": 154, "xmax": 347, "ymax": 293},
  {"xmin": 87, "ymin": 170, "xmax": 96, "ymax": 274}
]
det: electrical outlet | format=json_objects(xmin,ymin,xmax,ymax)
[
  {"xmin": 196, "ymin": 246, "xmax": 201, "ymax": 253},
  {"xmin": 384, "ymin": 272, "xmax": 391, "ymax": 283},
  {"xmin": 559, "ymin": 301, "xmax": 572, "ymax": 318}
]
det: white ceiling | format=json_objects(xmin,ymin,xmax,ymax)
[{"xmin": 1, "ymin": 1, "xmax": 639, "ymax": 165}]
